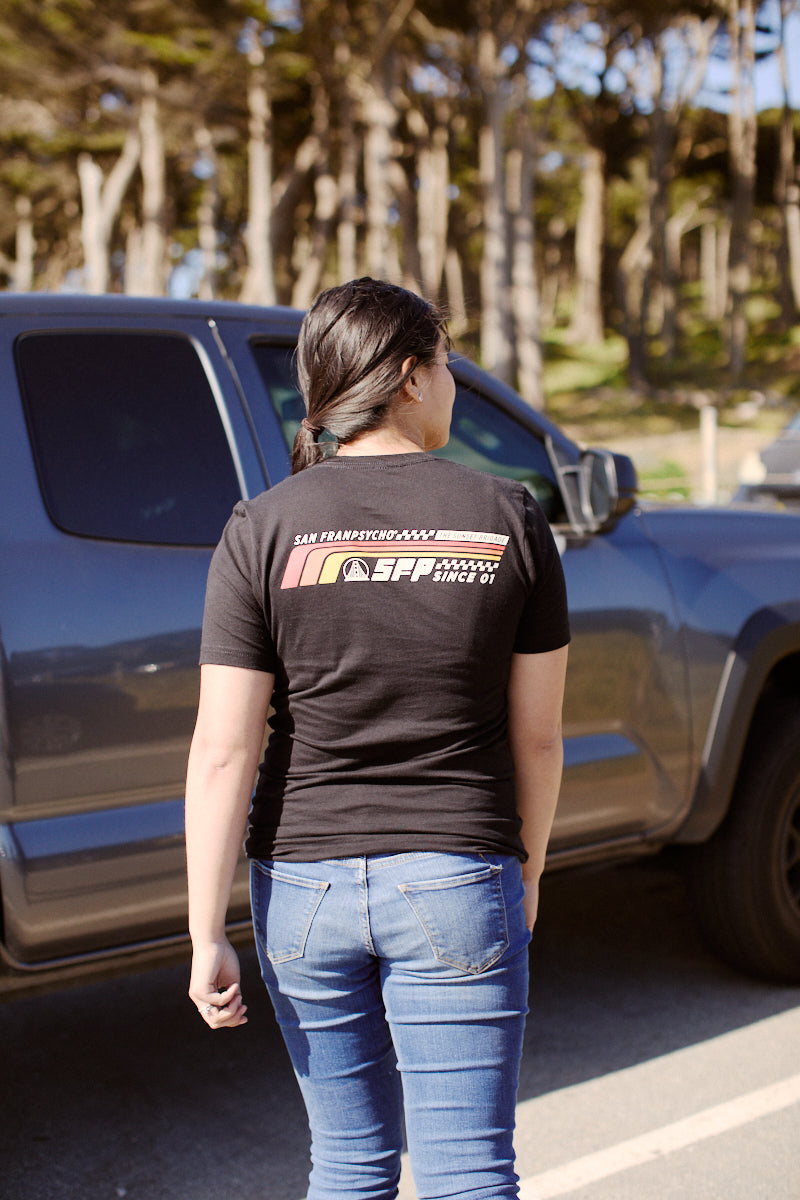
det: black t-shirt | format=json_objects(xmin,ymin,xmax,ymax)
[{"xmin": 200, "ymin": 452, "xmax": 570, "ymax": 862}]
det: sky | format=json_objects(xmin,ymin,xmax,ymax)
[{"xmin": 697, "ymin": 3, "xmax": 800, "ymax": 111}]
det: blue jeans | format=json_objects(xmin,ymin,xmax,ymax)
[{"xmin": 251, "ymin": 851, "xmax": 531, "ymax": 1200}]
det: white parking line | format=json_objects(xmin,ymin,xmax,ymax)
[{"xmin": 517, "ymin": 1073, "xmax": 800, "ymax": 1199}]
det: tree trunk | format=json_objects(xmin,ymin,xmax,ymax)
[
  {"xmin": 569, "ymin": 143, "xmax": 605, "ymax": 343},
  {"xmin": 717, "ymin": 212, "xmax": 731, "ymax": 321},
  {"xmin": 416, "ymin": 105, "xmax": 450, "ymax": 300},
  {"xmin": 78, "ymin": 156, "xmax": 106, "ymax": 293},
  {"xmin": 390, "ymin": 157, "xmax": 422, "ymax": 292},
  {"xmin": 138, "ymin": 69, "xmax": 166, "ymax": 297},
  {"xmin": 240, "ymin": 43, "xmax": 276, "ymax": 305},
  {"xmin": 124, "ymin": 223, "xmax": 143, "ymax": 295},
  {"xmin": 507, "ymin": 93, "xmax": 543, "ymax": 409},
  {"xmin": 337, "ymin": 96, "xmax": 359, "ymax": 282},
  {"xmin": 14, "ymin": 196, "xmax": 34, "ymax": 291},
  {"xmin": 618, "ymin": 195, "xmax": 652, "ymax": 392},
  {"xmin": 478, "ymin": 21, "xmax": 512, "ymax": 381},
  {"xmin": 272, "ymin": 133, "xmax": 322, "ymax": 274},
  {"xmin": 194, "ymin": 125, "xmax": 218, "ymax": 300},
  {"xmin": 776, "ymin": 4, "xmax": 800, "ymax": 320},
  {"xmin": 292, "ymin": 73, "xmax": 338, "ymax": 308},
  {"xmin": 650, "ymin": 19, "xmax": 715, "ymax": 351},
  {"xmin": 785, "ymin": 180, "xmax": 800, "ymax": 314},
  {"xmin": 648, "ymin": 43, "xmax": 671, "ymax": 353},
  {"xmin": 334, "ymin": 13, "xmax": 359, "ymax": 283},
  {"xmin": 701, "ymin": 219, "xmax": 719, "ymax": 320},
  {"xmin": 362, "ymin": 71, "xmax": 398, "ymax": 281},
  {"xmin": 726, "ymin": 0, "xmax": 757, "ymax": 378},
  {"xmin": 540, "ymin": 216, "xmax": 566, "ymax": 327},
  {"xmin": 444, "ymin": 247, "xmax": 468, "ymax": 337},
  {"xmin": 663, "ymin": 193, "xmax": 708, "ymax": 342},
  {"xmin": 78, "ymin": 127, "xmax": 140, "ymax": 293}
]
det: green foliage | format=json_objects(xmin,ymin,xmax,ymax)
[{"xmin": 0, "ymin": 0, "xmax": 797, "ymax": 415}]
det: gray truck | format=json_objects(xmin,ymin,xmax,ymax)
[{"xmin": 1, "ymin": 293, "xmax": 798, "ymax": 996}]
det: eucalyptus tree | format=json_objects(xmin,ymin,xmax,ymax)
[
  {"xmin": 726, "ymin": 0, "xmax": 758, "ymax": 376},
  {"xmin": 775, "ymin": 0, "xmax": 800, "ymax": 320}
]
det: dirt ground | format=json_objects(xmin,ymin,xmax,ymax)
[{"xmin": 601, "ymin": 423, "xmax": 778, "ymax": 504}]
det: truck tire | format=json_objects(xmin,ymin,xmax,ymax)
[{"xmin": 687, "ymin": 702, "xmax": 800, "ymax": 983}]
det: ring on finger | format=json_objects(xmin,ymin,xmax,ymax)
[{"xmin": 202, "ymin": 1004, "xmax": 214, "ymax": 1016}]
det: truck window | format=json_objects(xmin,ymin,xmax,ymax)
[
  {"xmin": 248, "ymin": 342, "xmax": 564, "ymax": 521},
  {"xmin": 433, "ymin": 385, "xmax": 564, "ymax": 523},
  {"xmin": 16, "ymin": 331, "xmax": 241, "ymax": 545}
]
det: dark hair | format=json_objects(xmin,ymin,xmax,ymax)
[{"xmin": 292, "ymin": 277, "xmax": 448, "ymax": 473}]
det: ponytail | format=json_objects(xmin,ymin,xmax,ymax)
[{"xmin": 291, "ymin": 277, "xmax": 448, "ymax": 474}]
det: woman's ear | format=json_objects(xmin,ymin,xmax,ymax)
[{"xmin": 399, "ymin": 355, "xmax": 422, "ymax": 403}]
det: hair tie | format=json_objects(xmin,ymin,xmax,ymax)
[{"xmin": 301, "ymin": 416, "xmax": 323, "ymax": 435}]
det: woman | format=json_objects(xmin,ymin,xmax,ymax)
[{"xmin": 186, "ymin": 277, "xmax": 569, "ymax": 1199}]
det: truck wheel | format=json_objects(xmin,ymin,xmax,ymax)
[{"xmin": 687, "ymin": 703, "xmax": 800, "ymax": 983}]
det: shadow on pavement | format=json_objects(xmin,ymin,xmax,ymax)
[{"xmin": 4, "ymin": 857, "xmax": 799, "ymax": 1199}]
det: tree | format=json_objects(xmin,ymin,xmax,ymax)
[
  {"xmin": 775, "ymin": 0, "xmax": 800, "ymax": 320},
  {"xmin": 726, "ymin": 0, "xmax": 758, "ymax": 377}
]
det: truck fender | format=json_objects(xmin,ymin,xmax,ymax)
[{"xmin": 677, "ymin": 602, "xmax": 800, "ymax": 843}]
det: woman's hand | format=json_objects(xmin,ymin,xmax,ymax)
[
  {"xmin": 522, "ymin": 875, "xmax": 540, "ymax": 932},
  {"xmin": 189, "ymin": 938, "xmax": 248, "ymax": 1028}
]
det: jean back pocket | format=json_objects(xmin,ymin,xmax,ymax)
[
  {"xmin": 399, "ymin": 862, "xmax": 509, "ymax": 974},
  {"xmin": 251, "ymin": 862, "xmax": 329, "ymax": 964}
]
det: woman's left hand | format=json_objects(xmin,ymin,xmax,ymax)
[
  {"xmin": 189, "ymin": 938, "xmax": 248, "ymax": 1028},
  {"xmin": 522, "ymin": 875, "xmax": 540, "ymax": 932}
]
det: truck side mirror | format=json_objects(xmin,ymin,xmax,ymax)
[
  {"xmin": 547, "ymin": 437, "xmax": 638, "ymax": 534},
  {"xmin": 579, "ymin": 449, "xmax": 638, "ymax": 530}
]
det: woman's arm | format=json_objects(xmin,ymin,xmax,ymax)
[
  {"xmin": 186, "ymin": 663, "xmax": 273, "ymax": 1027},
  {"xmin": 507, "ymin": 645, "xmax": 569, "ymax": 931}
]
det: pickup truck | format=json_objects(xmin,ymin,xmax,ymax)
[{"xmin": 1, "ymin": 293, "xmax": 798, "ymax": 995}]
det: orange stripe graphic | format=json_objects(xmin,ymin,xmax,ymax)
[{"xmin": 281, "ymin": 539, "xmax": 505, "ymax": 588}]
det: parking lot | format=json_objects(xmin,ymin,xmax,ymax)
[{"xmin": 4, "ymin": 858, "xmax": 799, "ymax": 1200}]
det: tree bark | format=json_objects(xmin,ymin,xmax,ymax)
[
  {"xmin": 333, "ymin": 5, "xmax": 359, "ymax": 282},
  {"xmin": 540, "ymin": 216, "xmax": 566, "ymax": 327},
  {"xmin": 663, "ymin": 192, "xmax": 710, "ymax": 342},
  {"xmin": 13, "ymin": 196, "xmax": 34, "ymax": 291},
  {"xmin": 507, "ymin": 91, "xmax": 543, "ymax": 409},
  {"xmin": 292, "ymin": 71, "xmax": 339, "ymax": 307},
  {"xmin": 776, "ymin": 3, "xmax": 800, "ymax": 321},
  {"xmin": 78, "ymin": 127, "xmax": 140, "ymax": 293},
  {"xmin": 194, "ymin": 125, "xmax": 218, "ymax": 300},
  {"xmin": 618, "ymin": 192, "xmax": 652, "ymax": 392},
  {"xmin": 78, "ymin": 156, "xmax": 106, "ymax": 293},
  {"xmin": 444, "ymin": 246, "xmax": 468, "ymax": 336},
  {"xmin": 700, "ymin": 216, "xmax": 724, "ymax": 319},
  {"xmin": 726, "ymin": 0, "xmax": 757, "ymax": 378},
  {"xmin": 647, "ymin": 42, "xmax": 671, "ymax": 353},
  {"xmin": 124, "ymin": 223, "xmax": 143, "ymax": 295},
  {"xmin": 569, "ymin": 143, "xmax": 606, "ymax": 343},
  {"xmin": 362, "ymin": 72, "xmax": 398, "ymax": 281},
  {"xmin": 478, "ymin": 20, "xmax": 512, "ymax": 381},
  {"xmin": 337, "ymin": 93, "xmax": 359, "ymax": 282},
  {"xmin": 240, "ymin": 42, "xmax": 276, "ymax": 305},
  {"xmin": 137, "ymin": 69, "xmax": 166, "ymax": 297},
  {"xmin": 415, "ymin": 103, "xmax": 450, "ymax": 300}
]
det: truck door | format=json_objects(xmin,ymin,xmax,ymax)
[{"xmin": 0, "ymin": 315, "xmax": 264, "ymax": 965}]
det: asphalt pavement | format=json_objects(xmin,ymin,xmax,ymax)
[{"xmin": 4, "ymin": 858, "xmax": 799, "ymax": 1200}]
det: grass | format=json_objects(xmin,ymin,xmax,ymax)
[
  {"xmin": 541, "ymin": 296, "xmax": 800, "ymax": 445},
  {"xmin": 636, "ymin": 459, "xmax": 693, "ymax": 502}
]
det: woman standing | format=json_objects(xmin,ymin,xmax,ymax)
[{"xmin": 186, "ymin": 277, "xmax": 569, "ymax": 1199}]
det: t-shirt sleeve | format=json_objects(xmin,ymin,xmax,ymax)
[
  {"xmin": 199, "ymin": 502, "xmax": 277, "ymax": 672},
  {"xmin": 513, "ymin": 490, "xmax": 571, "ymax": 654}
]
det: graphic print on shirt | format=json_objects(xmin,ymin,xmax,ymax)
[{"xmin": 281, "ymin": 528, "xmax": 509, "ymax": 589}]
